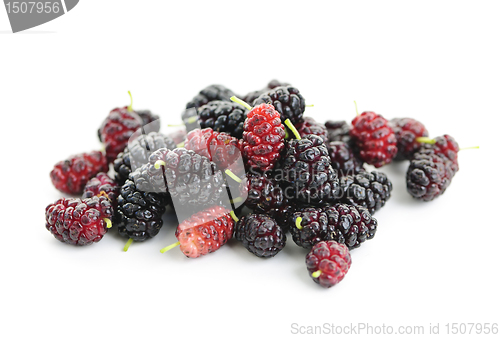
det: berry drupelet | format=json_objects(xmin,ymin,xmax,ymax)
[
  {"xmin": 350, "ymin": 111, "xmax": 398, "ymax": 167},
  {"xmin": 306, "ymin": 241, "xmax": 351, "ymax": 288},
  {"xmin": 419, "ymin": 135, "xmax": 460, "ymax": 174},
  {"xmin": 45, "ymin": 195, "xmax": 113, "ymax": 246},
  {"xmin": 406, "ymin": 149, "xmax": 454, "ymax": 201},
  {"xmin": 325, "ymin": 120, "xmax": 352, "ymax": 144},
  {"xmin": 82, "ymin": 172, "xmax": 120, "ymax": 208},
  {"xmin": 295, "ymin": 117, "xmax": 328, "ymax": 143},
  {"xmin": 289, "ymin": 207, "xmax": 333, "ymax": 249},
  {"xmin": 185, "ymin": 128, "xmax": 241, "ymax": 170},
  {"xmin": 185, "ymin": 84, "xmax": 236, "ymax": 109},
  {"xmin": 113, "ymin": 132, "xmax": 177, "ymax": 186},
  {"xmin": 130, "ymin": 148, "xmax": 225, "ymax": 211},
  {"xmin": 252, "ymin": 86, "xmax": 306, "ymax": 125},
  {"xmin": 389, "ymin": 118, "xmax": 429, "ymax": 161},
  {"xmin": 328, "ymin": 141, "xmax": 364, "ymax": 177},
  {"xmin": 324, "ymin": 204, "xmax": 377, "ymax": 249},
  {"xmin": 240, "ymin": 103, "xmax": 286, "ymax": 171},
  {"xmin": 98, "ymin": 106, "xmax": 143, "ymax": 163},
  {"xmin": 50, "ymin": 151, "xmax": 108, "ymax": 194},
  {"xmin": 339, "ymin": 171, "xmax": 392, "ymax": 215},
  {"xmin": 115, "ymin": 179, "xmax": 170, "ymax": 241},
  {"xmin": 282, "ymin": 134, "xmax": 340, "ymax": 205},
  {"xmin": 242, "ymin": 171, "xmax": 287, "ymax": 213},
  {"xmin": 235, "ymin": 214, "xmax": 286, "ymax": 258},
  {"xmin": 289, "ymin": 204, "xmax": 377, "ymax": 250},
  {"xmin": 173, "ymin": 206, "xmax": 234, "ymax": 258},
  {"xmin": 242, "ymin": 79, "xmax": 290, "ymax": 105},
  {"xmin": 183, "ymin": 101, "xmax": 249, "ymax": 139}
]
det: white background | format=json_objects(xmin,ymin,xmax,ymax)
[{"xmin": 1, "ymin": 1, "xmax": 498, "ymax": 337}]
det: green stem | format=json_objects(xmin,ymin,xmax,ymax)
[
  {"xmin": 311, "ymin": 270, "xmax": 322, "ymax": 278},
  {"xmin": 160, "ymin": 241, "xmax": 180, "ymax": 253},
  {"xmin": 127, "ymin": 91, "xmax": 133, "ymax": 112},
  {"xmin": 103, "ymin": 218, "xmax": 112, "ymax": 229},
  {"xmin": 284, "ymin": 119, "xmax": 301, "ymax": 140},
  {"xmin": 154, "ymin": 160, "xmax": 166, "ymax": 169},
  {"xmin": 230, "ymin": 210, "xmax": 239, "ymax": 222},
  {"xmin": 416, "ymin": 137, "xmax": 436, "ymax": 144},
  {"xmin": 177, "ymin": 142, "xmax": 185, "ymax": 148},
  {"xmin": 230, "ymin": 96, "xmax": 252, "ymax": 111},
  {"xmin": 459, "ymin": 146, "xmax": 480, "ymax": 151},
  {"xmin": 123, "ymin": 238, "xmax": 133, "ymax": 252},
  {"xmin": 225, "ymin": 169, "xmax": 242, "ymax": 183},
  {"xmin": 187, "ymin": 116, "xmax": 198, "ymax": 124},
  {"xmin": 231, "ymin": 197, "xmax": 243, "ymax": 204},
  {"xmin": 296, "ymin": 217, "xmax": 303, "ymax": 230}
]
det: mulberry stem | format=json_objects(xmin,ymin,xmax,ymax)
[
  {"xmin": 311, "ymin": 270, "xmax": 322, "ymax": 278},
  {"xmin": 284, "ymin": 119, "xmax": 301, "ymax": 140},
  {"xmin": 160, "ymin": 241, "xmax": 180, "ymax": 253},
  {"xmin": 154, "ymin": 160, "xmax": 166, "ymax": 169},
  {"xmin": 416, "ymin": 137, "xmax": 436, "ymax": 144},
  {"xmin": 230, "ymin": 96, "xmax": 252, "ymax": 111},
  {"xmin": 123, "ymin": 238, "xmax": 133, "ymax": 252},
  {"xmin": 225, "ymin": 169, "xmax": 242, "ymax": 183},
  {"xmin": 230, "ymin": 210, "xmax": 239, "ymax": 222},
  {"xmin": 127, "ymin": 91, "xmax": 133, "ymax": 112},
  {"xmin": 459, "ymin": 146, "xmax": 480, "ymax": 151},
  {"xmin": 103, "ymin": 218, "xmax": 112, "ymax": 229},
  {"xmin": 296, "ymin": 217, "xmax": 303, "ymax": 230}
]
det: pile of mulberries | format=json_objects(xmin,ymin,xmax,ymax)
[{"xmin": 45, "ymin": 83, "xmax": 474, "ymax": 289}]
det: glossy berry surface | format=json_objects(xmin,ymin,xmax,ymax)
[
  {"xmin": 115, "ymin": 179, "xmax": 169, "ymax": 241},
  {"xmin": 282, "ymin": 134, "xmax": 340, "ymax": 205},
  {"xmin": 235, "ymin": 214, "xmax": 286, "ymax": 258},
  {"xmin": 82, "ymin": 172, "xmax": 120, "ymax": 208},
  {"xmin": 129, "ymin": 148, "xmax": 225, "ymax": 223},
  {"xmin": 185, "ymin": 84, "xmax": 236, "ymax": 109},
  {"xmin": 325, "ymin": 120, "xmax": 352, "ymax": 144},
  {"xmin": 406, "ymin": 149, "xmax": 454, "ymax": 201},
  {"xmin": 240, "ymin": 103, "xmax": 286, "ymax": 171},
  {"xmin": 185, "ymin": 128, "xmax": 241, "ymax": 170},
  {"xmin": 98, "ymin": 106, "xmax": 143, "ymax": 163},
  {"xmin": 339, "ymin": 171, "xmax": 392, "ymax": 215},
  {"xmin": 242, "ymin": 79, "xmax": 291, "ymax": 108},
  {"xmin": 423, "ymin": 135, "xmax": 460, "ymax": 174},
  {"xmin": 324, "ymin": 204, "xmax": 377, "ymax": 249},
  {"xmin": 350, "ymin": 111, "xmax": 398, "ymax": 167},
  {"xmin": 50, "ymin": 151, "xmax": 108, "ymax": 194},
  {"xmin": 289, "ymin": 204, "xmax": 377, "ymax": 250},
  {"xmin": 252, "ymin": 86, "xmax": 306, "ymax": 124},
  {"xmin": 175, "ymin": 206, "xmax": 234, "ymax": 258},
  {"xmin": 289, "ymin": 207, "xmax": 333, "ymax": 249},
  {"xmin": 242, "ymin": 171, "xmax": 286, "ymax": 213},
  {"xmin": 45, "ymin": 195, "xmax": 113, "ymax": 246},
  {"xmin": 183, "ymin": 101, "xmax": 249, "ymax": 139},
  {"xmin": 296, "ymin": 117, "xmax": 328, "ymax": 143},
  {"xmin": 306, "ymin": 241, "xmax": 351, "ymax": 288},
  {"xmin": 389, "ymin": 118, "xmax": 429, "ymax": 161},
  {"xmin": 328, "ymin": 141, "xmax": 364, "ymax": 177},
  {"xmin": 113, "ymin": 132, "xmax": 177, "ymax": 186}
]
